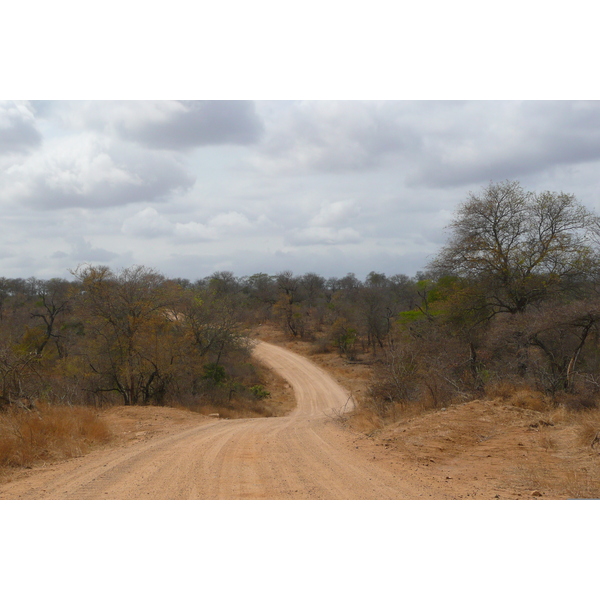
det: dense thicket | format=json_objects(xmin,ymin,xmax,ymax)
[{"xmin": 0, "ymin": 266, "xmax": 263, "ymax": 411}]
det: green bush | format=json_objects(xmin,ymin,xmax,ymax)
[
  {"xmin": 249, "ymin": 384, "xmax": 270, "ymax": 399},
  {"xmin": 202, "ymin": 363, "xmax": 227, "ymax": 384}
]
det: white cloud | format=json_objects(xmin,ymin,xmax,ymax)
[
  {"xmin": 0, "ymin": 132, "xmax": 194, "ymax": 209},
  {"xmin": 310, "ymin": 200, "xmax": 360, "ymax": 227},
  {"xmin": 174, "ymin": 221, "xmax": 217, "ymax": 241},
  {"xmin": 173, "ymin": 211, "xmax": 261, "ymax": 242},
  {"xmin": 67, "ymin": 236, "xmax": 120, "ymax": 262},
  {"xmin": 50, "ymin": 101, "xmax": 264, "ymax": 150},
  {"xmin": 2, "ymin": 100, "xmax": 600, "ymax": 281},
  {"xmin": 42, "ymin": 135, "xmax": 140, "ymax": 194},
  {"xmin": 287, "ymin": 226, "xmax": 361, "ymax": 246},
  {"xmin": 251, "ymin": 101, "xmax": 413, "ymax": 174},
  {"xmin": 120, "ymin": 208, "xmax": 269, "ymax": 244},
  {"xmin": 0, "ymin": 100, "xmax": 41, "ymax": 154},
  {"xmin": 122, "ymin": 207, "xmax": 174, "ymax": 238},
  {"xmin": 208, "ymin": 211, "xmax": 252, "ymax": 230},
  {"xmin": 252, "ymin": 101, "xmax": 600, "ymax": 192}
]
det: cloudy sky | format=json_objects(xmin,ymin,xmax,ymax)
[{"xmin": 2, "ymin": 100, "xmax": 600, "ymax": 281}]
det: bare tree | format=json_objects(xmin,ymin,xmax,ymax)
[
  {"xmin": 30, "ymin": 278, "xmax": 73, "ymax": 357},
  {"xmin": 431, "ymin": 180, "xmax": 599, "ymax": 315}
]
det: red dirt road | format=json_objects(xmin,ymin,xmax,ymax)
[{"xmin": 0, "ymin": 341, "xmax": 436, "ymax": 500}]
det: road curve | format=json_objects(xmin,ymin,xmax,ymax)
[{"xmin": 0, "ymin": 342, "xmax": 421, "ymax": 499}]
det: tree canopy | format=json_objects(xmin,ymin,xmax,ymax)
[{"xmin": 430, "ymin": 180, "xmax": 600, "ymax": 314}]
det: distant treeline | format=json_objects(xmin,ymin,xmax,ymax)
[
  {"xmin": 0, "ymin": 265, "xmax": 421, "ymax": 411},
  {"xmin": 3, "ymin": 180, "xmax": 600, "ymax": 420}
]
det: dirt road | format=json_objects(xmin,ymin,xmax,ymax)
[{"xmin": 0, "ymin": 341, "xmax": 433, "ymax": 500}]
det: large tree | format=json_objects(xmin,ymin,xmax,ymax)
[
  {"xmin": 73, "ymin": 265, "xmax": 183, "ymax": 406},
  {"xmin": 431, "ymin": 180, "xmax": 600, "ymax": 315}
]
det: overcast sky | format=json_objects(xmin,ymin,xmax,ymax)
[{"xmin": 2, "ymin": 100, "xmax": 600, "ymax": 281}]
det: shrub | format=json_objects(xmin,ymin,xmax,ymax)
[
  {"xmin": 202, "ymin": 363, "xmax": 227, "ymax": 384},
  {"xmin": 249, "ymin": 384, "xmax": 271, "ymax": 399}
]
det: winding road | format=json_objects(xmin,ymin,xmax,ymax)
[{"xmin": 0, "ymin": 342, "xmax": 422, "ymax": 499}]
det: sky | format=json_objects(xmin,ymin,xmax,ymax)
[
  {"xmin": 3, "ymin": 99, "xmax": 600, "ymax": 282},
  {"xmin": 3, "ymin": 1, "xmax": 600, "ymax": 283}
]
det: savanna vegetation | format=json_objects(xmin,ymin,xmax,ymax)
[
  {"xmin": 3, "ymin": 180, "xmax": 600, "ymax": 474},
  {"xmin": 248, "ymin": 180, "xmax": 600, "ymax": 497},
  {"xmin": 0, "ymin": 264, "xmax": 281, "ymax": 469},
  {"xmin": 247, "ymin": 181, "xmax": 600, "ymax": 433}
]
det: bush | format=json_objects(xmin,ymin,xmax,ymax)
[
  {"xmin": 249, "ymin": 384, "xmax": 270, "ymax": 399},
  {"xmin": 202, "ymin": 363, "xmax": 227, "ymax": 384}
]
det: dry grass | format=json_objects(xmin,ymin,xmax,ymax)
[
  {"xmin": 0, "ymin": 403, "xmax": 111, "ymax": 471},
  {"xmin": 537, "ymin": 431, "xmax": 558, "ymax": 451},
  {"xmin": 564, "ymin": 465, "xmax": 600, "ymax": 499},
  {"xmin": 487, "ymin": 381, "xmax": 550, "ymax": 412},
  {"xmin": 514, "ymin": 461, "xmax": 600, "ymax": 499},
  {"xmin": 344, "ymin": 407, "xmax": 383, "ymax": 434},
  {"xmin": 576, "ymin": 411, "xmax": 600, "ymax": 447}
]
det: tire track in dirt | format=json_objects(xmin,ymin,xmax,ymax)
[{"xmin": 0, "ymin": 342, "xmax": 427, "ymax": 499}]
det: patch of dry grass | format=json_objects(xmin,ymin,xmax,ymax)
[
  {"xmin": 537, "ymin": 431, "xmax": 558, "ymax": 451},
  {"xmin": 487, "ymin": 382, "xmax": 550, "ymax": 412},
  {"xmin": 564, "ymin": 466, "xmax": 600, "ymax": 499},
  {"xmin": 344, "ymin": 407, "xmax": 383, "ymax": 434},
  {"xmin": 576, "ymin": 411, "xmax": 600, "ymax": 447},
  {"xmin": 0, "ymin": 403, "xmax": 111, "ymax": 470}
]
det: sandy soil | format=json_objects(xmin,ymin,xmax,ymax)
[
  {"xmin": 257, "ymin": 327, "xmax": 600, "ymax": 499},
  {"xmin": 0, "ymin": 342, "xmax": 432, "ymax": 499},
  {"xmin": 352, "ymin": 399, "xmax": 600, "ymax": 499},
  {"xmin": 2, "ymin": 339, "xmax": 598, "ymax": 500}
]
